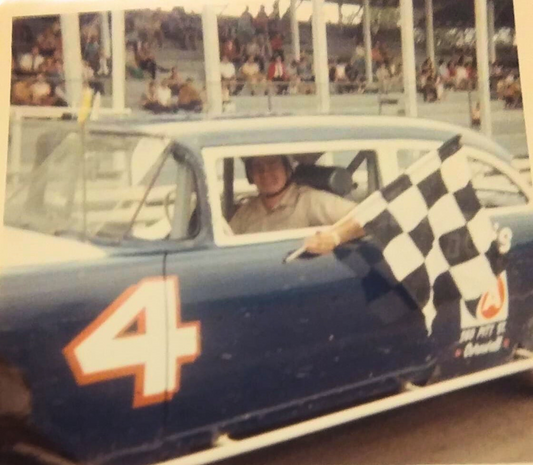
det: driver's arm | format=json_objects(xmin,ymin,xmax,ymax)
[{"xmin": 304, "ymin": 211, "xmax": 365, "ymax": 255}]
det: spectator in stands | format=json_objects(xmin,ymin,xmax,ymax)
[
  {"xmin": 178, "ymin": 78, "xmax": 203, "ymax": 112},
  {"xmin": 254, "ymin": 5, "xmax": 269, "ymax": 36},
  {"xmin": 491, "ymin": 61, "xmax": 503, "ymax": 78},
  {"xmin": 504, "ymin": 71, "xmax": 515, "ymax": 87},
  {"xmin": 334, "ymin": 58, "xmax": 349, "ymax": 94},
  {"xmin": 455, "ymin": 57, "xmax": 468, "ymax": 90},
  {"xmin": 141, "ymin": 80, "xmax": 160, "ymax": 112},
  {"xmin": 97, "ymin": 48, "xmax": 110, "ymax": 77},
  {"xmin": 80, "ymin": 16, "xmax": 100, "ymax": 49},
  {"xmin": 418, "ymin": 69, "xmax": 429, "ymax": 91},
  {"xmin": 239, "ymin": 54, "xmax": 266, "ymax": 95},
  {"xmin": 245, "ymin": 36, "xmax": 261, "ymax": 62},
  {"xmin": 447, "ymin": 60, "xmax": 457, "ymax": 88},
  {"xmin": 36, "ymin": 27, "xmax": 60, "ymax": 57},
  {"xmin": 496, "ymin": 75, "xmax": 507, "ymax": 100},
  {"xmin": 372, "ymin": 41, "xmax": 384, "ymax": 70},
  {"xmin": 421, "ymin": 58, "xmax": 434, "ymax": 76},
  {"xmin": 351, "ymin": 42, "xmax": 365, "ymax": 73},
  {"xmin": 376, "ymin": 61, "xmax": 391, "ymax": 95},
  {"xmin": 18, "ymin": 46, "xmax": 44, "ymax": 75},
  {"xmin": 286, "ymin": 74, "xmax": 300, "ymax": 95},
  {"xmin": 157, "ymin": 79, "xmax": 175, "ymax": 108},
  {"xmin": 39, "ymin": 56, "xmax": 57, "ymax": 76},
  {"xmin": 220, "ymin": 55, "xmax": 237, "ymax": 95},
  {"xmin": 422, "ymin": 75, "xmax": 438, "ymax": 102},
  {"xmin": 355, "ymin": 74, "xmax": 367, "ymax": 94},
  {"xmin": 83, "ymin": 36, "xmax": 101, "ymax": 73},
  {"xmin": 436, "ymin": 75, "xmax": 445, "ymax": 101},
  {"xmin": 136, "ymin": 41, "xmax": 157, "ymax": 79},
  {"xmin": 438, "ymin": 59, "xmax": 451, "ymax": 88},
  {"xmin": 286, "ymin": 59, "xmax": 299, "ymax": 79},
  {"xmin": 270, "ymin": 33, "xmax": 284, "ymax": 61},
  {"xmin": 141, "ymin": 80, "xmax": 173, "ymax": 113},
  {"xmin": 297, "ymin": 53, "xmax": 314, "ymax": 82},
  {"xmin": 167, "ymin": 67, "xmax": 183, "ymax": 96},
  {"xmin": 11, "ymin": 78, "xmax": 33, "ymax": 105},
  {"xmin": 237, "ymin": 7, "xmax": 255, "ymax": 46},
  {"xmin": 12, "ymin": 19, "xmax": 34, "ymax": 57},
  {"xmin": 504, "ymin": 78, "xmax": 522, "ymax": 109},
  {"xmin": 270, "ymin": 32, "xmax": 285, "ymax": 59},
  {"xmin": 267, "ymin": 54, "xmax": 289, "ymax": 95},
  {"xmin": 221, "ymin": 36, "xmax": 240, "ymax": 65},
  {"xmin": 82, "ymin": 60, "xmax": 105, "ymax": 95},
  {"xmin": 126, "ymin": 43, "xmax": 144, "ymax": 78},
  {"xmin": 30, "ymin": 73, "xmax": 53, "ymax": 105},
  {"xmin": 269, "ymin": 0, "xmax": 281, "ymax": 36},
  {"xmin": 256, "ymin": 34, "xmax": 272, "ymax": 71}
]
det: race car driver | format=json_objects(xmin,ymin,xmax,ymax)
[{"xmin": 229, "ymin": 155, "xmax": 364, "ymax": 241}]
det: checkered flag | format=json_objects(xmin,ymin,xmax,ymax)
[{"xmin": 352, "ymin": 135, "xmax": 506, "ymax": 335}]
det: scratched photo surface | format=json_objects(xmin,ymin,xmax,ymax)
[{"xmin": 1, "ymin": 1, "xmax": 533, "ymax": 465}]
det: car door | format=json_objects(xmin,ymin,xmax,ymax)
[
  {"xmin": 395, "ymin": 143, "xmax": 533, "ymax": 376},
  {"xmin": 161, "ymin": 140, "xmax": 434, "ymax": 450},
  {"xmin": 0, "ymin": 133, "xmax": 177, "ymax": 465}
]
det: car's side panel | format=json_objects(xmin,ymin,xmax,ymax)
[
  {"xmin": 160, "ymin": 238, "xmax": 433, "ymax": 453},
  {"xmin": 0, "ymin": 254, "xmax": 167, "ymax": 465}
]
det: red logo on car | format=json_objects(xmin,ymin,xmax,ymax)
[{"xmin": 478, "ymin": 274, "xmax": 506, "ymax": 320}]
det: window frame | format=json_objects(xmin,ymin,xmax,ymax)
[{"xmin": 203, "ymin": 139, "xmax": 401, "ymax": 248}]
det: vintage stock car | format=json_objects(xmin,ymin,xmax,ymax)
[{"xmin": 2, "ymin": 114, "xmax": 533, "ymax": 465}]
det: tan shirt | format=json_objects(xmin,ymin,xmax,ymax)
[{"xmin": 230, "ymin": 183, "xmax": 356, "ymax": 235}]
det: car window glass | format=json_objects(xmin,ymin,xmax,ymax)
[
  {"xmin": 468, "ymin": 158, "xmax": 528, "ymax": 208},
  {"xmin": 4, "ymin": 125, "xmax": 198, "ymax": 242},
  {"xmin": 217, "ymin": 149, "xmax": 379, "ymax": 236}
]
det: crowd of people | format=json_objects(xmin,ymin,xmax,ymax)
[
  {"xmin": 492, "ymin": 61, "xmax": 522, "ymax": 109},
  {"xmin": 415, "ymin": 54, "xmax": 522, "ymax": 109},
  {"xmin": 10, "ymin": 7, "xmax": 523, "ymax": 117},
  {"xmin": 140, "ymin": 70, "xmax": 203, "ymax": 114},
  {"xmin": 216, "ymin": 5, "xmax": 403, "ymax": 98},
  {"xmin": 123, "ymin": 9, "xmax": 205, "ymax": 113},
  {"xmin": 216, "ymin": 3, "xmax": 303, "ymax": 97},
  {"xmin": 11, "ymin": 19, "xmax": 67, "ymax": 106},
  {"xmin": 11, "ymin": 15, "xmax": 112, "ymax": 107}
]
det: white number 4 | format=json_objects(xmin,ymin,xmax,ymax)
[{"xmin": 64, "ymin": 276, "xmax": 201, "ymax": 408}]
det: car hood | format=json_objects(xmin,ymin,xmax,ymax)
[{"xmin": 1, "ymin": 226, "xmax": 107, "ymax": 270}]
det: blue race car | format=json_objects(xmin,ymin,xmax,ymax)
[{"xmin": 2, "ymin": 114, "xmax": 533, "ymax": 465}]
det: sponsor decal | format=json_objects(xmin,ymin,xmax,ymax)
[
  {"xmin": 454, "ymin": 225, "xmax": 513, "ymax": 359},
  {"xmin": 456, "ymin": 271, "xmax": 509, "ymax": 359}
]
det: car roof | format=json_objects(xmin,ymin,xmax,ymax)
[{"xmin": 89, "ymin": 114, "xmax": 513, "ymax": 163}]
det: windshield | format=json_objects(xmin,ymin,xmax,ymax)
[{"xmin": 4, "ymin": 127, "xmax": 171, "ymax": 242}]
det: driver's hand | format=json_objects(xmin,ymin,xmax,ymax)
[{"xmin": 304, "ymin": 231, "xmax": 339, "ymax": 255}]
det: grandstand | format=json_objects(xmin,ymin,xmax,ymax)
[{"xmin": 9, "ymin": 2, "xmax": 527, "ymax": 160}]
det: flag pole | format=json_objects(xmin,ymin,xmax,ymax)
[{"xmin": 78, "ymin": 85, "xmax": 95, "ymax": 241}]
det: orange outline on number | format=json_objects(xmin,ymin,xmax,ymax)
[{"xmin": 63, "ymin": 276, "xmax": 201, "ymax": 408}]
